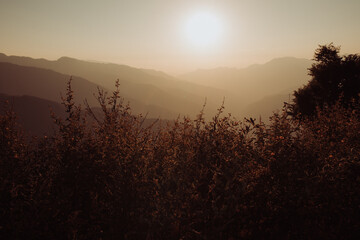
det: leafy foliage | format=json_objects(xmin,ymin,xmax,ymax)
[{"xmin": 1, "ymin": 67, "xmax": 360, "ymax": 239}]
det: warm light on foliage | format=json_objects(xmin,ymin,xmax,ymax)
[{"xmin": 1, "ymin": 55, "xmax": 360, "ymax": 238}]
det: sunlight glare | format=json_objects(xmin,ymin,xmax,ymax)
[{"xmin": 184, "ymin": 11, "xmax": 223, "ymax": 49}]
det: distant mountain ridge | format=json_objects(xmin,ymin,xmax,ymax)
[
  {"xmin": 180, "ymin": 57, "xmax": 312, "ymax": 102},
  {"xmin": 0, "ymin": 53, "xmax": 227, "ymax": 118},
  {"xmin": 180, "ymin": 57, "xmax": 312, "ymax": 119},
  {"xmin": 0, "ymin": 62, "xmax": 179, "ymax": 119},
  {"xmin": 0, "ymin": 53, "xmax": 312, "ymax": 120}
]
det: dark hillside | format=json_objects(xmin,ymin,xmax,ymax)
[
  {"xmin": 0, "ymin": 94, "xmax": 65, "ymax": 136},
  {"xmin": 0, "ymin": 62, "xmax": 102, "ymax": 106},
  {"xmin": 0, "ymin": 62, "xmax": 178, "ymax": 118}
]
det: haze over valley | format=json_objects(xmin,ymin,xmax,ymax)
[{"xmin": 0, "ymin": 52, "xmax": 313, "ymax": 134}]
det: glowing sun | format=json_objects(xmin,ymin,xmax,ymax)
[{"xmin": 184, "ymin": 11, "xmax": 223, "ymax": 49}]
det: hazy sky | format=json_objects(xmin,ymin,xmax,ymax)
[{"xmin": 1, "ymin": 0, "xmax": 360, "ymax": 74}]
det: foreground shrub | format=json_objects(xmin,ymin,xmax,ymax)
[{"xmin": 0, "ymin": 81, "xmax": 359, "ymax": 239}]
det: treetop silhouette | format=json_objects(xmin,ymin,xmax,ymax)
[{"xmin": 291, "ymin": 43, "xmax": 360, "ymax": 117}]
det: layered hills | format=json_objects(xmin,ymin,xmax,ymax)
[
  {"xmin": 0, "ymin": 53, "xmax": 312, "ymax": 135},
  {"xmin": 0, "ymin": 53, "xmax": 225, "ymax": 118}
]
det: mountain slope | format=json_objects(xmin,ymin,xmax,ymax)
[
  {"xmin": 180, "ymin": 57, "xmax": 312, "ymax": 103},
  {"xmin": 0, "ymin": 62, "xmax": 102, "ymax": 106},
  {"xmin": 0, "ymin": 93, "xmax": 66, "ymax": 136},
  {"xmin": 0, "ymin": 62, "xmax": 178, "ymax": 118}
]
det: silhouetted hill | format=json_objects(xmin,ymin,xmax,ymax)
[
  {"xmin": 0, "ymin": 93, "xmax": 66, "ymax": 136},
  {"xmin": 0, "ymin": 53, "xmax": 227, "ymax": 118},
  {"xmin": 0, "ymin": 62, "xmax": 178, "ymax": 119},
  {"xmin": 0, "ymin": 62, "xmax": 102, "ymax": 106}
]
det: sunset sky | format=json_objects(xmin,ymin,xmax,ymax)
[{"xmin": 1, "ymin": 0, "xmax": 360, "ymax": 74}]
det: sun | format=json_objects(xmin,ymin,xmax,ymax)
[{"xmin": 184, "ymin": 11, "xmax": 223, "ymax": 49}]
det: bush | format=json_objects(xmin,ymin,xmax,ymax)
[{"xmin": 0, "ymin": 80, "xmax": 359, "ymax": 239}]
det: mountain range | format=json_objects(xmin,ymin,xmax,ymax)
[
  {"xmin": 0, "ymin": 53, "xmax": 226, "ymax": 118},
  {"xmin": 0, "ymin": 53, "xmax": 312, "ymax": 134}
]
